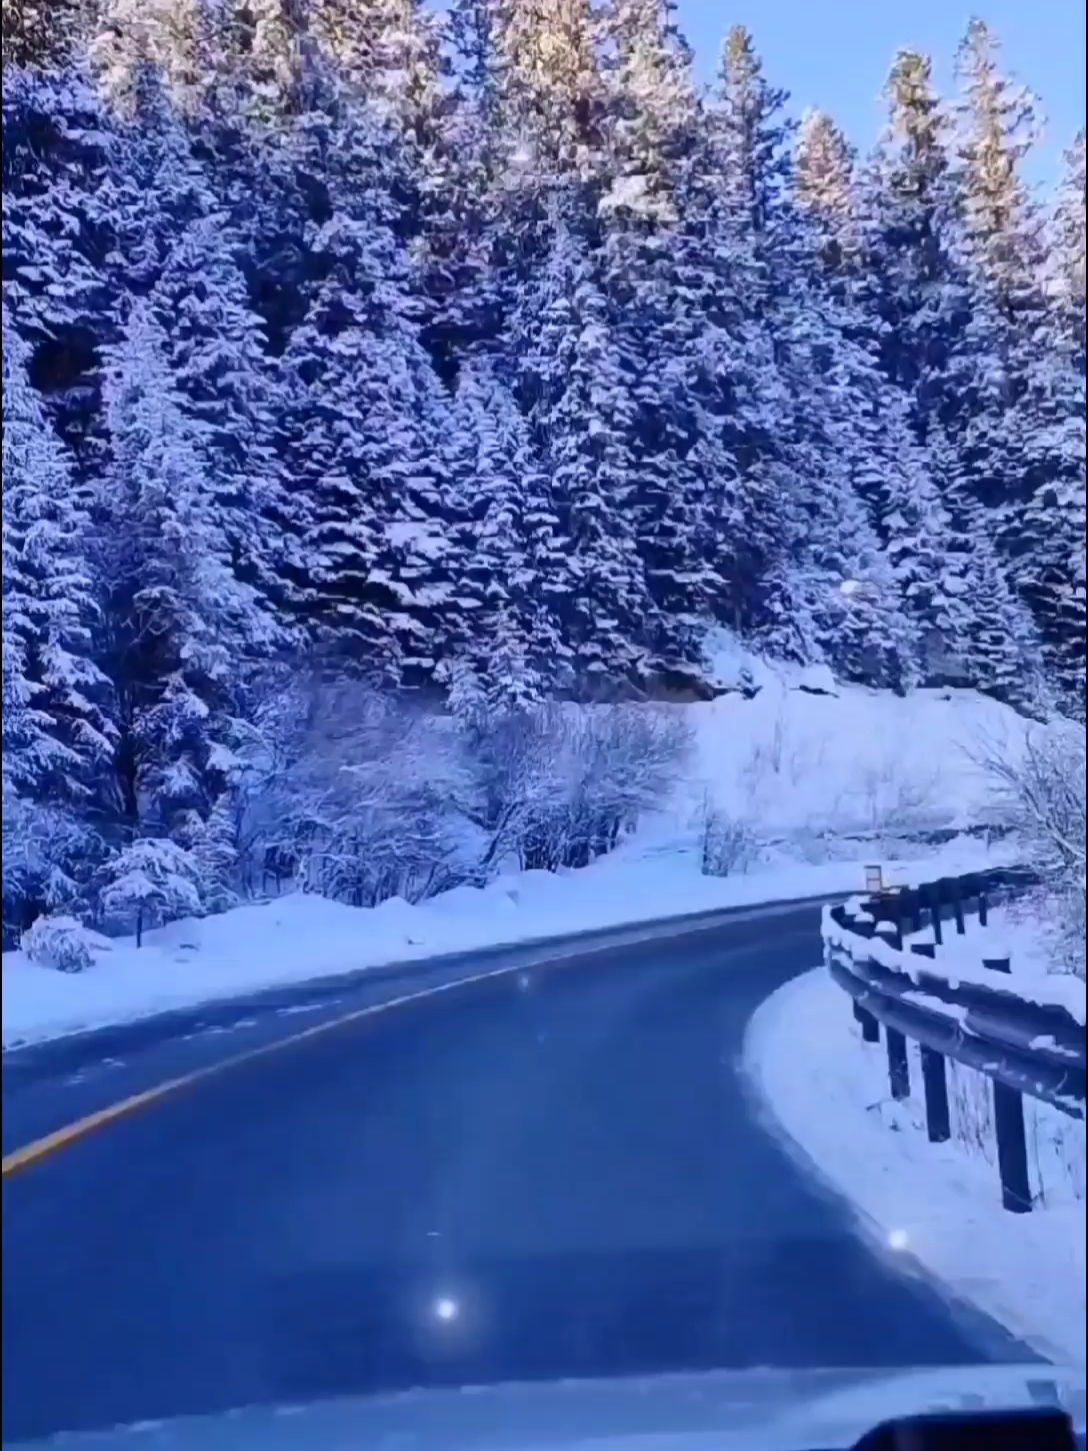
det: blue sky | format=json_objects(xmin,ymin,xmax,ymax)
[{"xmin": 675, "ymin": 0, "xmax": 1085, "ymax": 188}]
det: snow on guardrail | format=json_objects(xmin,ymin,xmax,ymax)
[{"xmin": 822, "ymin": 866, "xmax": 1086, "ymax": 1213}]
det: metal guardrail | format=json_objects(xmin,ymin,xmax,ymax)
[{"xmin": 823, "ymin": 867, "xmax": 1086, "ymax": 1214}]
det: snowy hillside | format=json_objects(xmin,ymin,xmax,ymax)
[
  {"xmin": 3, "ymin": 673, "xmax": 1036, "ymax": 1047},
  {"xmin": 3, "ymin": 2, "xmax": 1083, "ymax": 1034},
  {"xmin": 681, "ymin": 638, "xmax": 1034, "ymax": 842}
]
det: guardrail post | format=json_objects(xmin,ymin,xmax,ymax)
[
  {"xmin": 855, "ymin": 1000, "xmax": 880, "ymax": 1043},
  {"xmin": 993, "ymin": 1081, "xmax": 1032, "ymax": 1213},
  {"xmin": 951, "ymin": 882, "xmax": 966, "ymax": 935},
  {"xmin": 920, "ymin": 1047, "xmax": 951, "ymax": 1142},
  {"xmin": 908, "ymin": 891, "xmax": 923, "ymax": 934},
  {"xmin": 978, "ymin": 888, "xmax": 988, "ymax": 927},
  {"xmin": 886, "ymin": 1028, "xmax": 910, "ymax": 1099},
  {"xmin": 928, "ymin": 883, "xmax": 943, "ymax": 945}
]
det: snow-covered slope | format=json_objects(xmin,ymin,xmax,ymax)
[
  {"xmin": 3, "ymin": 672, "xmax": 1037, "ymax": 1048},
  {"xmin": 684, "ymin": 633, "xmax": 1032, "ymax": 839}
]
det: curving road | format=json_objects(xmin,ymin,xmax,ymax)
[{"xmin": 2, "ymin": 902, "xmax": 1032, "ymax": 1445}]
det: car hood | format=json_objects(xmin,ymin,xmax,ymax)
[{"xmin": 7, "ymin": 1365, "xmax": 1084, "ymax": 1451}]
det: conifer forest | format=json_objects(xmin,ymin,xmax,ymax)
[{"xmin": 2, "ymin": 0, "xmax": 1085, "ymax": 944}]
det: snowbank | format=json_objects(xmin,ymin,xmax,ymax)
[
  {"xmin": 745, "ymin": 965, "xmax": 1086, "ymax": 1367},
  {"xmin": 3, "ymin": 834, "xmax": 1016, "ymax": 1051}
]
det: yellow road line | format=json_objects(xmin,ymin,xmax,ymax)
[
  {"xmin": 2, "ymin": 901, "xmax": 808, "ymax": 1179},
  {"xmin": 1, "ymin": 963, "xmax": 518, "ymax": 1178}
]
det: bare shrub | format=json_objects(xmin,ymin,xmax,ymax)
[
  {"xmin": 969, "ymin": 719, "xmax": 1086, "ymax": 980},
  {"xmin": 221, "ymin": 674, "xmax": 478, "ymax": 909},
  {"xmin": 208, "ymin": 676, "xmax": 692, "ymax": 911},
  {"xmin": 700, "ymin": 795, "xmax": 761, "ymax": 877},
  {"xmin": 461, "ymin": 702, "xmax": 693, "ymax": 874}
]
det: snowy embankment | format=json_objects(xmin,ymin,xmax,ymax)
[
  {"xmin": 2, "ymin": 839, "xmax": 1014, "ymax": 1051},
  {"xmin": 745, "ymin": 965, "xmax": 1086, "ymax": 1366},
  {"xmin": 2, "ymin": 661, "xmax": 1036, "ymax": 1049}
]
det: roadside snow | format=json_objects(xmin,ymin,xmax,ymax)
[
  {"xmin": 744, "ymin": 965, "xmax": 1086, "ymax": 1367},
  {"xmin": 2, "ymin": 673, "xmax": 1039, "ymax": 1049},
  {"xmin": 685, "ymin": 654, "xmax": 1030, "ymax": 840},
  {"xmin": 2, "ymin": 835, "xmax": 1016, "ymax": 1051}
]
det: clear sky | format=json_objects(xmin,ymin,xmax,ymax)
[{"xmin": 676, "ymin": 0, "xmax": 1086, "ymax": 189}]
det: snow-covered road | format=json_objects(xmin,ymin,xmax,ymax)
[{"xmin": 2, "ymin": 900, "xmax": 1033, "ymax": 1446}]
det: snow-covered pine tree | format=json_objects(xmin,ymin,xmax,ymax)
[
  {"xmin": 951, "ymin": 19, "xmax": 1084, "ymax": 711},
  {"xmin": 515, "ymin": 221, "xmax": 652, "ymax": 687},
  {"xmin": 776, "ymin": 318, "xmax": 922, "ymax": 688},
  {"xmin": 147, "ymin": 212, "xmax": 286, "ymax": 644},
  {"xmin": 2, "ymin": 300, "xmax": 114, "ymax": 808},
  {"xmin": 417, "ymin": 0, "xmax": 511, "ymax": 367},
  {"xmin": 90, "ymin": 0, "xmax": 224, "ymax": 117},
  {"xmin": 98, "ymin": 298, "xmax": 249, "ymax": 842},
  {"xmin": 701, "ymin": 28, "xmax": 910, "ymax": 683},
  {"xmin": 224, "ymin": 0, "xmax": 323, "ymax": 122},
  {"xmin": 1, "ymin": 66, "xmax": 126, "ymax": 467},
  {"xmin": 857, "ymin": 48, "xmax": 974, "ymax": 441},
  {"xmin": 598, "ymin": 0, "xmax": 697, "ymax": 223},
  {"xmin": 591, "ymin": 1, "xmax": 726, "ymax": 671},
  {"xmin": 444, "ymin": 353, "xmax": 568, "ymax": 699},
  {"xmin": 1050, "ymin": 129, "xmax": 1086, "ymax": 367},
  {"xmin": 930, "ymin": 423, "xmax": 1052, "ymax": 713},
  {"xmin": 2, "ymin": 0, "xmax": 89, "ymax": 67},
  {"xmin": 795, "ymin": 109, "xmax": 862, "ymax": 281},
  {"xmin": 499, "ymin": 0, "xmax": 604, "ymax": 183},
  {"xmin": 96, "ymin": 837, "xmax": 203, "ymax": 943},
  {"xmin": 952, "ymin": 19, "xmax": 1045, "ymax": 318},
  {"xmin": 272, "ymin": 101, "xmax": 462, "ymax": 684}
]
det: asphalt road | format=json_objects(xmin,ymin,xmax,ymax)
[{"xmin": 2, "ymin": 903, "xmax": 1032, "ymax": 1445}]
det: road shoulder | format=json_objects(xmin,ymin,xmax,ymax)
[{"xmin": 741, "ymin": 965, "xmax": 1086, "ymax": 1367}]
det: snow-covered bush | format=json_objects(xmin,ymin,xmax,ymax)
[
  {"xmin": 1, "ymin": 790, "xmax": 109, "ymax": 949},
  {"xmin": 972, "ymin": 719, "xmax": 1086, "ymax": 980},
  {"xmin": 700, "ymin": 796, "xmax": 761, "ymax": 877},
  {"xmin": 461, "ymin": 701, "xmax": 692, "ymax": 874},
  {"xmin": 20, "ymin": 914, "xmax": 98, "ymax": 973},
  {"xmin": 225, "ymin": 675, "xmax": 479, "ymax": 909},
  {"xmin": 95, "ymin": 838, "xmax": 204, "ymax": 946}
]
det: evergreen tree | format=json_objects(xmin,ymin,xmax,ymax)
[
  {"xmin": 598, "ymin": 0, "xmax": 697, "ymax": 223},
  {"xmin": 2, "ymin": 301, "xmax": 114, "ymax": 806},
  {"xmin": 272, "ymin": 102, "xmax": 462, "ymax": 682},
  {"xmin": 858, "ymin": 48, "xmax": 973, "ymax": 439},
  {"xmin": 499, "ymin": 0, "xmax": 604, "ymax": 183},
  {"xmin": 3, "ymin": 0, "xmax": 90, "ymax": 68},
  {"xmin": 795, "ymin": 109, "xmax": 861, "ymax": 276},
  {"xmin": 517, "ymin": 223, "xmax": 651, "ymax": 683},
  {"xmin": 951, "ymin": 20, "xmax": 1084, "ymax": 708},
  {"xmin": 1, "ymin": 66, "xmax": 127, "ymax": 462},
  {"xmin": 446, "ymin": 354, "xmax": 568, "ymax": 695},
  {"xmin": 90, "ymin": 0, "xmax": 224, "ymax": 117},
  {"xmin": 98, "ymin": 299, "xmax": 246, "ymax": 840},
  {"xmin": 148, "ymin": 212, "xmax": 285, "ymax": 640},
  {"xmin": 1050, "ymin": 129, "xmax": 1085, "ymax": 365},
  {"xmin": 225, "ymin": 0, "xmax": 323, "ymax": 122}
]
